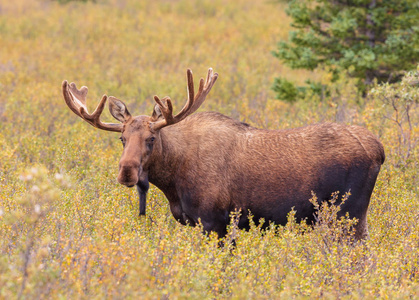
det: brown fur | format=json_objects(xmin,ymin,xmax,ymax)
[
  {"xmin": 63, "ymin": 69, "xmax": 385, "ymax": 240},
  {"xmin": 141, "ymin": 112, "xmax": 384, "ymax": 240}
]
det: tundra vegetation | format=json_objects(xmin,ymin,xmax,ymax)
[{"xmin": 0, "ymin": 0, "xmax": 418, "ymax": 298}]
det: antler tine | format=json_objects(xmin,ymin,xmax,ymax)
[
  {"xmin": 171, "ymin": 69, "xmax": 197, "ymax": 121},
  {"xmin": 79, "ymin": 94, "xmax": 106, "ymax": 123},
  {"xmin": 190, "ymin": 68, "xmax": 218, "ymax": 113},
  {"xmin": 205, "ymin": 68, "xmax": 213, "ymax": 88},
  {"xmin": 62, "ymin": 81, "xmax": 123, "ymax": 132},
  {"xmin": 187, "ymin": 69, "xmax": 195, "ymax": 106},
  {"xmin": 62, "ymin": 81, "xmax": 86, "ymax": 118}
]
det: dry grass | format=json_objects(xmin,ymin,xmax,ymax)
[{"xmin": 0, "ymin": 0, "xmax": 418, "ymax": 298}]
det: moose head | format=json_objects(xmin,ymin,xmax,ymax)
[{"xmin": 62, "ymin": 69, "xmax": 218, "ymax": 215}]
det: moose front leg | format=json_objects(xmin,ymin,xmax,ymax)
[{"xmin": 136, "ymin": 180, "xmax": 149, "ymax": 216}]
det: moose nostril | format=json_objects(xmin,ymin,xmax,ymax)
[{"xmin": 118, "ymin": 163, "xmax": 140, "ymax": 187}]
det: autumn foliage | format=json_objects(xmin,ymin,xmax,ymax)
[{"xmin": 0, "ymin": 0, "xmax": 418, "ymax": 298}]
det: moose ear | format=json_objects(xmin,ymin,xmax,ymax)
[
  {"xmin": 108, "ymin": 96, "xmax": 132, "ymax": 123},
  {"xmin": 151, "ymin": 104, "xmax": 164, "ymax": 122}
]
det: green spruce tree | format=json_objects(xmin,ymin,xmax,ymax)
[{"xmin": 273, "ymin": 0, "xmax": 419, "ymax": 102}]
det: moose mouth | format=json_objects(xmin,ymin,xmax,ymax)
[
  {"xmin": 117, "ymin": 165, "xmax": 149, "ymax": 190},
  {"xmin": 117, "ymin": 165, "xmax": 140, "ymax": 188}
]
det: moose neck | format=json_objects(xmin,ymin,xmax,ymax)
[{"xmin": 147, "ymin": 124, "xmax": 186, "ymax": 191}]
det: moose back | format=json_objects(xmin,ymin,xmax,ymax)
[{"xmin": 62, "ymin": 68, "xmax": 385, "ymax": 240}]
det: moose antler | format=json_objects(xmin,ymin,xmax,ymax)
[
  {"xmin": 151, "ymin": 68, "xmax": 218, "ymax": 131},
  {"xmin": 62, "ymin": 81, "xmax": 123, "ymax": 132}
]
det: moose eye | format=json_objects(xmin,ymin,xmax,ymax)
[
  {"xmin": 119, "ymin": 136, "xmax": 126, "ymax": 147},
  {"xmin": 146, "ymin": 137, "xmax": 155, "ymax": 152}
]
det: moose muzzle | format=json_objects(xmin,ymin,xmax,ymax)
[{"xmin": 117, "ymin": 161, "xmax": 140, "ymax": 187}]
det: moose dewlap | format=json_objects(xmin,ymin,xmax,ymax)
[{"xmin": 62, "ymin": 68, "xmax": 385, "ymax": 240}]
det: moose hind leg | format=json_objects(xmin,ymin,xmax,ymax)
[{"xmin": 340, "ymin": 166, "xmax": 381, "ymax": 240}]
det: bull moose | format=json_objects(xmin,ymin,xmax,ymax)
[{"xmin": 62, "ymin": 68, "xmax": 385, "ymax": 240}]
